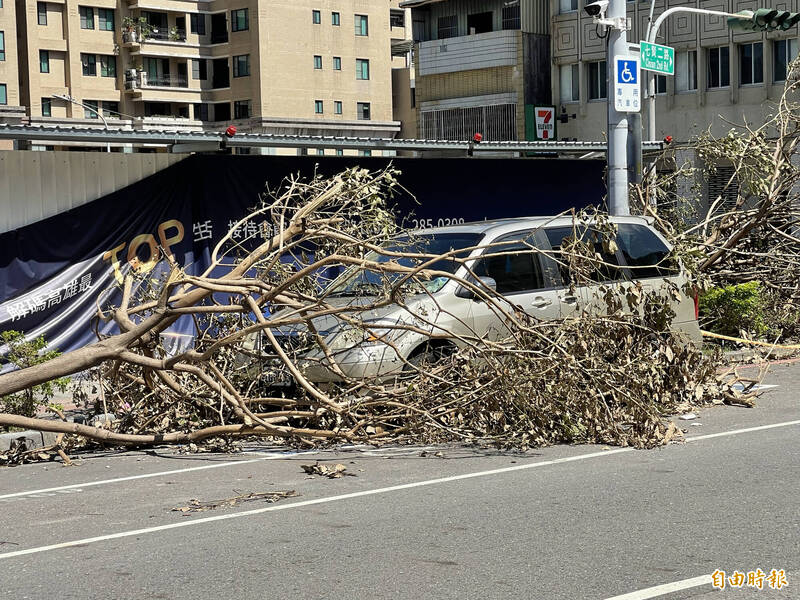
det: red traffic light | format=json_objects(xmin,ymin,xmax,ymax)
[
  {"xmin": 473, "ymin": 133, "xmax": 483, "ymax": 143},
  {"xmin": 664, "ymin": 135, "xmax": 673, "ymax": 144},
  {"xmin": 225, "ymin": 125, "xmax": 237, "ymax": 138}
]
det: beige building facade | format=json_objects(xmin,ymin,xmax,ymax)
[
  {"xmin": 403, "ymin": 0, "xmax": 551, "ymax": 142},
  {"xmin": 0, "ymin": 0, "xmax": 25, "ymax": 148},
  {"xmin": 7, "ymin": 0, "xmax": 404, "ymax": 150},
  {"xmin": 551, "ymin": 0, "xmax": 799, "ymax": 143}
]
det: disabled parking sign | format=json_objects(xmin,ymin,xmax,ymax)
[{"xmin": 614, "ymin": 55, "xmax": 640, "ymax": 113}]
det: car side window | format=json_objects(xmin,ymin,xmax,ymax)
[
  {"xmin": 616, "ymin": 224, "xmax": 677, "ymax": 279},
  {"xmin": 472, "ymin": 233, "xmax": 545, "ymax": 295},
  {"xmin": 544, "ymin": 226, "xmax": 623, "ymax": 285}
]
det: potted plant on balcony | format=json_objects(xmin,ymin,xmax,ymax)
[
  {"xmin": 168, "ymin": 26, "xmax": 182, "ymax": 41},
  {"xmin": 121, "ymin": 16, "xmax": 153, "ymax": 44}
]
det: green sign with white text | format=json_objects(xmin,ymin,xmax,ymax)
[{"xmin": 640, "ymin": 41, "xmax": 674, "ymax": 75}]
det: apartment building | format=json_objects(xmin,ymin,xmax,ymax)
[
  {"xmin": 9, "ymin": 0, "xmax": 402, "ymax": 150},
  {"xmin": 552, "ymin": 0, "xmax": 799, "ymax": 144},
  {"xmin": 0, "ymin": 0, "xmax": 25, "ymax": 148},
  {"xmin": 403, "ymin": 0, "xmax": 551, "ymax": 141}
]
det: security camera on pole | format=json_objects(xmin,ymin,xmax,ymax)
[{"xmin": 585, "ymin": 0, "xmax": 636, "ymax": 216}]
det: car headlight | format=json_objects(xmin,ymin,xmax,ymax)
[{"xmin": 326, "ymin": 324, "xmax": 397, "ymax": 352}]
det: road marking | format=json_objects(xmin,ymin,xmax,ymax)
[
  {"xmin": 603, "ymin": 575, "xmax": 712, "ymax": 599},
  {"xmin": 1, "ymin": 418, "xmax": 798, "ymax": 561},
  {"xmin": 0, "ymin": 489, "xmax": 83, "ymax": 503},
  {"xmin": 685, "ymin": 419, "xmax": 800, "ymax": 442},
  {"xmin": 0, "ymin": 447, "xmax": 633, "ymax": 560},
  {"xmin": 0, "ymin": 451, "xmax": 314, "ymax": 501}
]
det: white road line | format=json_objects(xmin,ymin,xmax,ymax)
[
  {"xmin": 1, "ymin": 418, "xmax": 798, "ymax": 561},
  {"xmin": 603, "ymin": 575, "xmax": 712, "ymax": 600},
  {"xmin": 685, "ymin": 419, "xmax": 800, "ymax": 442},
  {"xmin": 0, "ymin": 451, "xmax": 314, "ymax": 501},
  {"xmin": 0, "ymin": 447, "xmax": 632, "ymax": 561}
]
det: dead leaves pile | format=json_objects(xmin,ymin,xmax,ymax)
[{"xmin": 301, "ymin": 462, "xmax": 356, "ymax": 479}]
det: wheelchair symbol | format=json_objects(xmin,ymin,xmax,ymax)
[
  {"xmin": 621, "ymin": 64, "xmax": 634, "ymax": 82},
  {"xmin": 617, "ymin": 59, "xmax": 638, "ymax": 84}
]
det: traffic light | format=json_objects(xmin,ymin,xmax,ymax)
[{"xmin": 728, "ymin": 8, "xmax": 800, "ymax": 31}]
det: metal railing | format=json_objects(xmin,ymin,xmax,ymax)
[
  {"xmin": 142, "ymin": 74, "xmax": 188, "ymax": 88},
  {"xmin": 147, "ymin": 28, "xmax": 186, "ymax": 42}
]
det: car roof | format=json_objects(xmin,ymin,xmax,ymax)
[{"xmin": 412, "ymin": 215, "xmax": 655, "ymax": 238}]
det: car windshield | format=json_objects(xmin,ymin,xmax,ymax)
[{"xmin": 326, "ymin": 232, "xmax": 483, "ymax": 297}]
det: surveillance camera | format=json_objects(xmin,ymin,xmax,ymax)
[{"xmin": 584, "ymin": 0, "xmax": 609, "ymax": 17}]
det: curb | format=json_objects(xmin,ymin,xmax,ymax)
[{"xmin": 0, "ymin": 430, "xmax": 59, "ymax": 453}]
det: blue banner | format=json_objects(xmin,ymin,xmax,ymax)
[{"xmin": 0, "ymin": 155, "xmax": 603, "ymax": 353}]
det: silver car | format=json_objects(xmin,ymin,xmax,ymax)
[{"xmin": 265, "ymin": 216, "xmax": 701, "ymax": 383}]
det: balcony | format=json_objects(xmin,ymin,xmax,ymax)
[
  {"xmin": 147, "ymin": 27, "xmax": 186, "ymax": 42},
  {"xmin": 417, "ymin": 29, "xmax": 519, "ymax": 77},
  {"xmin": 125, "ymin": 71, "xmax": 190, "ymax": 93}
]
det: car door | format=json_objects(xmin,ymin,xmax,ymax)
[
  {"xmin": 540, "ymin": 224, "xmax": 627, "ymax": 317},
  {"xmin": 466, "ymin": 230, "xmax": 564, "ymax": 340}
]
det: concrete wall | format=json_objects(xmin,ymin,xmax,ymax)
[{"xmin": 0, "ymin": 150, "xmax": 187, "ymax": 233}]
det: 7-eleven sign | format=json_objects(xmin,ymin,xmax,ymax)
[{"xmin": 534, "ymin": 106, "xmax": 555, "ymax": 140}]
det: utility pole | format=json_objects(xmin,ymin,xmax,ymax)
[{"xmin": 606, "ymin": 0, "xmax": 630, "ymax": 215}]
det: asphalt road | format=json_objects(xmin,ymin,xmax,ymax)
[{"xmin": 0, "ymin": 361, "xmax": 798, "ymax": 600}]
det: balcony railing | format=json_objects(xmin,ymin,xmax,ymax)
[
  {"xmin": 210, "ymin": 31, "xmax": 228, "ymax": 44},
  {"xmin": 143, "ymin": 74, "xmax": 188, "ymax": 88},
  {"xmin": 148, "ymin": 28, "xmax": 187, "ymax": 42}
]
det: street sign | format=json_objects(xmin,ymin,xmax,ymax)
[
  {"xmin": 640, "ymin": 41, "xmax": 674, "ymax": 75},
  {"xmin": 614, "ymin": 55, "xmax": 640, "ymax": 113},
  {"xmin": 534, "ymin": 106, "xmax": 555, "ymax": 140}
]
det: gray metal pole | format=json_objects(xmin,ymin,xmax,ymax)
[
  {"xmin": 607, "ymin": 0, "xmax": 630, "ymax": 216},
  {"xmin": 627, "ymin": 112, "xmax": 642, "ymax": 185}
]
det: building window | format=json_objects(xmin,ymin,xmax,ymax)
[
  {"xmin": 234, "ymin": 99, "xmax": 251, "ymax": 119},
  {"xmin": 355, "ymin": 14, "xmax": 368, "ymax": 36},
  {"xmin": 560, "ymin": 0, "xmax": 578, "ymax": 13},
  {"xmin": 336, "ymin": 149, "xmax": 343, "ymax": 156},
  {"xmin": 194, "ymin": 103, "xmax": 209, "ymax": 121},
  {"xmin": 313, "ymin": 55, "xmax": 322, "ymax": 70},
  {"xmin": 332, "ymin": 12, "xmax": 340, "ymax": 26},
  {"xmin": 359, "ymin": 149, "xmax": 372, "ymax": 156},
  {"xmin": 357, "ymin": 102, "xmax": 371, "ymax": 120},
  {"xmin": 233, "ymin": 54, "xmax": 250, "ymax": 77},
  {"xmin": 0, "ymin": 84, "xmax": 6, "ymax": 105},
  {"xmin": 560, "ymin": 63, "xmax": 579, "ymax": 102},
  {"xmin": 81, "ymin": 53, "xmax": 96, "ymax": 76},
  {"xmin": 317, "ymin": 149, "xmax": 325, "ymax": 156},
  {"xmin": 356, "ymin": 58, "xmax": 369, "ymax": 80},
  {"xmin": 334, "ymin": 100, "xmax": 342, "ymax": 114},
  {"xmin": 41, "ymin": 97, "xmax": 51, "ymax": 116},
  {"xmin": 438, "ymin": 15, "xmax": 457, "ymax": 38},
  {"xmin": 79, "ymin": 6, "xmax": 94, "ymax": 29},
  {"xmin": 707, "ymin": 46, "xmax": 730, "ymax": 88},
  {"xmin": 103, "ymin": 101, "xmax": 119, "ymax": 118},
  {"xmin": 315, "ymin": 100, "xmax": 323, "ymax": 114},
  {"xmin": 333, "ymin": 56, "xmax": 341, "ymax": 70},
  {"xmin": 676, "ymin": 50, "xmax": 697, "ymax": 91},
  {"xmin": 739, "ymin": 42, "xmax": 763, "ymax": 85},
  {"xmin": 312, "ymin": 10, "xmax": 321, "ymax": 24},
  {"xmin": 40, "ymin": 50, "xmax": 49, "ymax": 73},
  {"xmin": 656, "ymin": 74, "xmax": 667, "ymax": 94},
  {"xmin": 391, "ymin": 9, "xmax": 405, "ymax": 28},
  {"xmin": 37, "ymin": 2, "xmax": 47, "ymax": 25},
  {"xmin": 190, "ymin": 14, "xmax": 206, "ymax": 35},
  {"xmin": 588, "ymin": 60, "xmax": 607, "ymax": 99},
  {"xmin": 774, "ymin": 38, "xmax": 799, "ymax": 82},
  {"xmin": 83, "ymin": 100, "xmax": 99, "ymax": 119},
  {"xmin": 192, "ymin": 58, "xmax": 207, "ymax": 80},
  {"xmin": 100, "ymin": 55, "xmax": 116, "ymax": 77},
  {"xmin": 0, "ymin": 32, "xmax": 5, "ymax": 62},
  {"xmin": 98, "ymin": 8, "xmax": 114, "ymax": 31},
  {"xmin": 502, "ymin": 5, "xmax": 521, "ymax": 29},
  {"xmin": 231, "ymin": 8, "xmax": 248, "ymax": 32}
]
